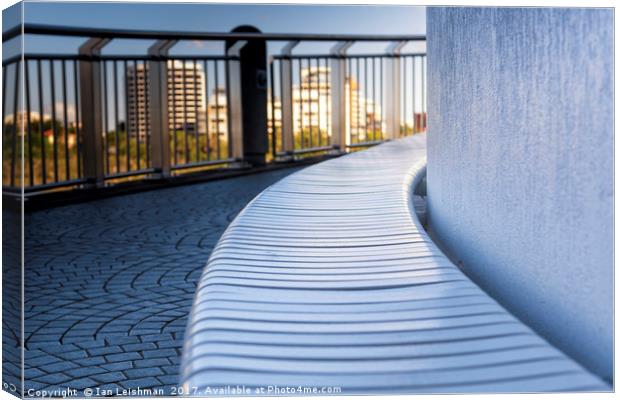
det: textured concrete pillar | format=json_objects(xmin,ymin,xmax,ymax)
[{"xmin": 427, "ymin": 7, "xmax": 612, "ymax": 381}]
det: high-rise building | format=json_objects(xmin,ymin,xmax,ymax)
[
  {"xmin": 167, "ymin": 61, "xmax": 206, "ymax": 134},
  {"xmin": 293, "ymin": 66, "xmax": 331, "ymax": 134},
  {"xmin": 267, "ymin": 66, "xmax": 383, "ymax": 142},
  {"xmin": 125, "ymin": 63, "xmax": 149, "ymax": 137},
  {"xmin": 207, "ymin": 87, "xmax": 228, "ymax": 140},
  {"xmin": 126, "ymin": 61, "xmax": 206, "ymax": 137},
  {"xmin": 344, "ymin": 70, "xmax": 382, "ymax": 142}
]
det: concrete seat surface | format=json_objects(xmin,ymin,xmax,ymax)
[{"xmin": 180, "ymin": 134, "xmax": 608, "ymax": 394}]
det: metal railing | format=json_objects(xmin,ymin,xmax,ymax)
[
  {"xmin": 2, "ymin": 24, "xmax": 426, "ymax": 194},
  {"xmin": 269, "ymin": 50, "xmax": 427, "ymax": 158}
]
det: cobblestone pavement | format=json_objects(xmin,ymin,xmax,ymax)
[{"xmin": 20, "ymin": 168, "xmax": 299, "ymax": 396}]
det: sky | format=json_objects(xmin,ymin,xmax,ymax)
[{"xmin": 3, "ymin": 2, "xmax": 426, "ymax": 56}]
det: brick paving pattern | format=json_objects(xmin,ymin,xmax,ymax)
[{"xmin": 19, "ymin": 169, "xmax": 298, "ymax": 396}]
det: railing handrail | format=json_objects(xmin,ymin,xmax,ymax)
[
  {"xmin": 3, "ymin": 23, "xmax": 426, "ymax": 43},
  {"xmin": 2, "ymin": 53, "xmax": 239, "ymax": 66},
  {"xmin": 3, "ymin": 52, "xmax": 427, "ymax": 67},
  {"xmin": 272, "ymin": 52, "xmax": 426, "ymax": 60}
]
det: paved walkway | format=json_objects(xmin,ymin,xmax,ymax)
[{"xmin": 22, "ymin": 168, "xmax": 299, "ymax": 396}]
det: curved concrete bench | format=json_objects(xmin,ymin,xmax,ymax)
[{"xmin": 180, "ymin": 134, "xmax": 607, "ymax": 394}]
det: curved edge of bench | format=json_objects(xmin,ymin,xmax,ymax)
[
  {"xmin": 179, "ymin": 137, "xmax": 610, "ymax": 393},
  {"xmin": 404, "ymin": 158, "xmax": 428, "ymax": 237}
]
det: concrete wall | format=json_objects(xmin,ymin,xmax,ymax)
[{"xmin": 426, "ymin": 7, "xmax": 613, "ymax": 381}]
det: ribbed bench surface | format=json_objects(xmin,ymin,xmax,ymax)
[{"xmin": 180, "ymin": 135, "xmax": 607, "ymax": 393}]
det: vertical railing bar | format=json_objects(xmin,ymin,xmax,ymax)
[
  {"xmin": 326, "ymin": 57, "xmax": 331, "ymax": 143},
  {"xmin": 2, "ymin": 65, "xmax": 9, "ymax": 181},
  {"xmin": 37, "ymin": 60, "xmax": 46, "ymax": 184},
  {"xmin": 397, "ymin": 55, "xmax": 401, "ymax": 137},
  {"xmin": 410, "ymin": 56, "xmax": 414, "ymax": 133},
  {"xmin": 308, "ymin": 58, "xmax": 319, "ymax": 147},
  {"xmin": 113, "ymin": 60, "xmax": 120, "ymax": 173},
  {"xmin": 322, "ymin": 57, "xmax": 326, "ymax": 146},
  {"xmin": 193, "ymin": 60, "xmax": 199, "ymax": 162},
  {"xmin": 307, "ymin": 58, "xmax": 312, "ymax": 149},
  {"xmin": 418, "ymin": 56, "xmax": 421, "ymax": 131},
  {"xmin": 79, "ymin": 38, "xmax": 112, "ymax": 187},
  {"xmin": 10, "ymin": 61, "xmax": 20, "ymax": 186},
  {"xmin": 403, "ymin": 56, "xmax": 407, "ymax": 136},
  {"xmin": 307, "ymin": 58, "xmax": 312, "ymax": 147},
  {"xmin": 364, "ymin": 57, "xmax": 369, "ymax": 142},
  {"xmin": 316, "ymin": 57, "xmax": 322, "ymax": 148},
  {"xmin": 412, "ymin": 56, "xmax": 415, "ymax": 132},
  {"xmin": 102, "ymin": 60, "xmax": 110, "ymax": 174},
  {"xmin": 310, "ymin": 58, "xmax": 313, "ymax": 147},
  {"xmin": 309, "ymin": 58, "xmax": 314, "ymax": 145},
  {"xmin": 73, "ymin": 60, "xmax": 82, "ymax": 178},
  {"xmin": 315, "ymin": 57, "xmax": 323, "ymax": 147},
  {"xmin": 378, "ymin": 56, "xmax": 382, "ymax": 140},
  {"xmin": 412, "ymin": 56, "xmax": 417, "ymax": 134},
  {"xmin": 2, "ymin": 63, "xmax": 7, "ymax": 182},
  {"xmin": 352, "ymin": 57, "xmax": 357, "ymax": 144},
  {"xmin": 2, "ymin": 61, "xmax": 7, "ymax": 125},
  {"xmin": 297, "ymin": 58, "xmax": 303, "ymax": 149},
  {"xmin": 309, "ymin": 58, "xmax": 314, "ymax": 149},
  {"xmin": 277, "ymin": 59, "xmax": 282, "ymax": 152},
  {"xmin": 279, "ymin": 57, "xmax": 286, "ymax": 155},
  {"xmin": 215, "ymin": 59, "xmax": 221, "ymax": 160},
  {"xmin": 144, "ymin": 60, "xmax": 150, "ymax": 167},
  {"xmin": 132, "ymin": 60, "xmax": 141, "ymax": 170},
  {"xmin": 221, "ymin": 59, "xmax": 227, "ymax": 159},
  {"xmin": 203, "ymin": 60, "xmax": 210, "ymax": 161},
  {"xmin": 372, "ymin": 56, "xmax": 377, "ymax": 141},
  {"xmin": 182, "ymin": 61, "xmax": 189, "ymax": 163},
  {"xmin": 310, "ymin": 58, "xmax": 321, "ymax": 148},
  {"xmin": 123, "ymin": 60, "xmax": 130, "ymax": 172},
  {"xmin": 301, "ymin": 58, "xmax": 312, "ymax": 148},
  {"xmin": 279, "ymin": 44, "xmax": 296, "ymax": 156},
  {"xmin": 408, "ymin": 56, "xmax": 412, "ymax": 134},
  {"xmin": 356, "ymin": 57, "xmax": 360, "ymax": 145},
  {"xmin": 315, "ymin": 57, "xmax": 320, "ymax": 148},
  {"xmin": 227, "ymin": 56, "xmax": 237, "ymax": 161},
  {"xmin": 302, "ymin": 58, "xmax": 306, "ymax": 149},
  {"xmin": 363, "ymin": 56, "xmax": 367, "ymax": 142},
  {"xmin": 50, "ymin": 60, "xmax": 59, "ymax": 182},
  {"xmin": 170, "ymin": 60, "xmax": 178, "ymax": 166},
  {"xmin": 380, "ymin": 57, "xmax": 384, "ymax": 140},
  {"xmin": 330, "ymin": 42, "xmax": 352, "ymax": 151},
  {"xmin": 61, "ymin": 60, "xmax": 70, "ymax": 180},
  {"xmin": 25, "ymin": 60, "xmax": 34, "ymax": 186},
  {"xmin": 269, "ymin": 58, "xmax": 276, "ymax": 157},
  {"xmin": 404, "ymin": 55, "xmax": 407, "ymax": 136},
  {"xmin": 368, "ymin": 57, "xmax": 372, "ymax": 141},
  {"xmin": 414, "ymin": 56, "xmax": 418, "ymax": 131},
  {"xmin": 224, "ymin": 43, "xmax": 245, "ymax": 163},
  {"xmin": 147, "ymin": 40, "xmax": 174, "ymax": 178},
  {"xmin": 304, "ymin": 58, "xmax": 308, "ymax": 148},
  {"xmin": 226, "ymin": 53, "xmax": 244, "ymax": 162},
  {"xmin": 310, "ymin": 58, "xmax": 321, "ymax": 146},
  {"xmin": 225, "ymin": 56, "xmax": 234, "ymax": 160},
  {"xmin": 422, "ymin": 55, "xmax": 426, "ymax": 130},
  {"xmin": 410, "ymin": 56, "xmax": 413, "ymax": 133},
  {"xmin": 407, "ymin": 56, "xmax": 411, "ymax": 133},
  {"xmin": 347, "ymin": 58, "xmax": 352, "ymax": 145},
  {"xmin": 325, "ymin": 56, "xmax": 330, "ymax": 146}
]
